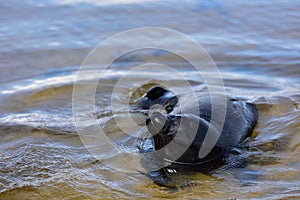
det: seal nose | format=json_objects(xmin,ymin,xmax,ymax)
[{"xmin": 146, "ymin": 112, "xmax": 167, "ymax": 135}]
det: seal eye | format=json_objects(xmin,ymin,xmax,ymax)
[{"xmin": 165, "ymin": 104, "xmax": 173, "ymax": 113}]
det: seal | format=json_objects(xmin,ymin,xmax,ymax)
[{"xmin": 135, "ymin": 86, "xmax": 258, "ymax": 176}]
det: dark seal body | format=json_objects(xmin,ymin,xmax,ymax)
[{"xmin": 135, "ymin": 86, "xmax": 258, "ymax": 176}]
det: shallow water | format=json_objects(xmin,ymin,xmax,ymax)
[{"xmin": 1, "ymin": 0, "xmax": 300, "ymax": 199}]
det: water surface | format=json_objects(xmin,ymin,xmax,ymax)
[{"xmin": 0, "ymin": 0, "xmax": 300, "ymax": 199}]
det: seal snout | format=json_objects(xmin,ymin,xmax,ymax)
[{"xmin": 146, "ymin": 112, "xmax": 169, "ymax": 135}]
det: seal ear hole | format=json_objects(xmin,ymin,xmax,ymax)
[{"xmin": 146, "ymin": 86, "xmax": 169, "ymax": 100}]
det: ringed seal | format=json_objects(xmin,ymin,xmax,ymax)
[{"xmin": 134, "ymin": 86, "xmax": 258, "ymax": 175}]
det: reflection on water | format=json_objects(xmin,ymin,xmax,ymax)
[{"xmin": 0, "ymin": 0, "xmax": 300, "ymax": 199}]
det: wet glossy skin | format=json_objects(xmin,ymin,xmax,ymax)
[{"xmin": 138, "ymin": 86, "xmax": 258, "ymax": 174}]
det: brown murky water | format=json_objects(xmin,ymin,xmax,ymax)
[{"xmin": 0, "ymin": 0, "xmax": 300, "ymax": 199}]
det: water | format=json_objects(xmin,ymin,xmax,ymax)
[{"xmin": 1, "ymin": 0, "xmax": 300, "ymax": 199}]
